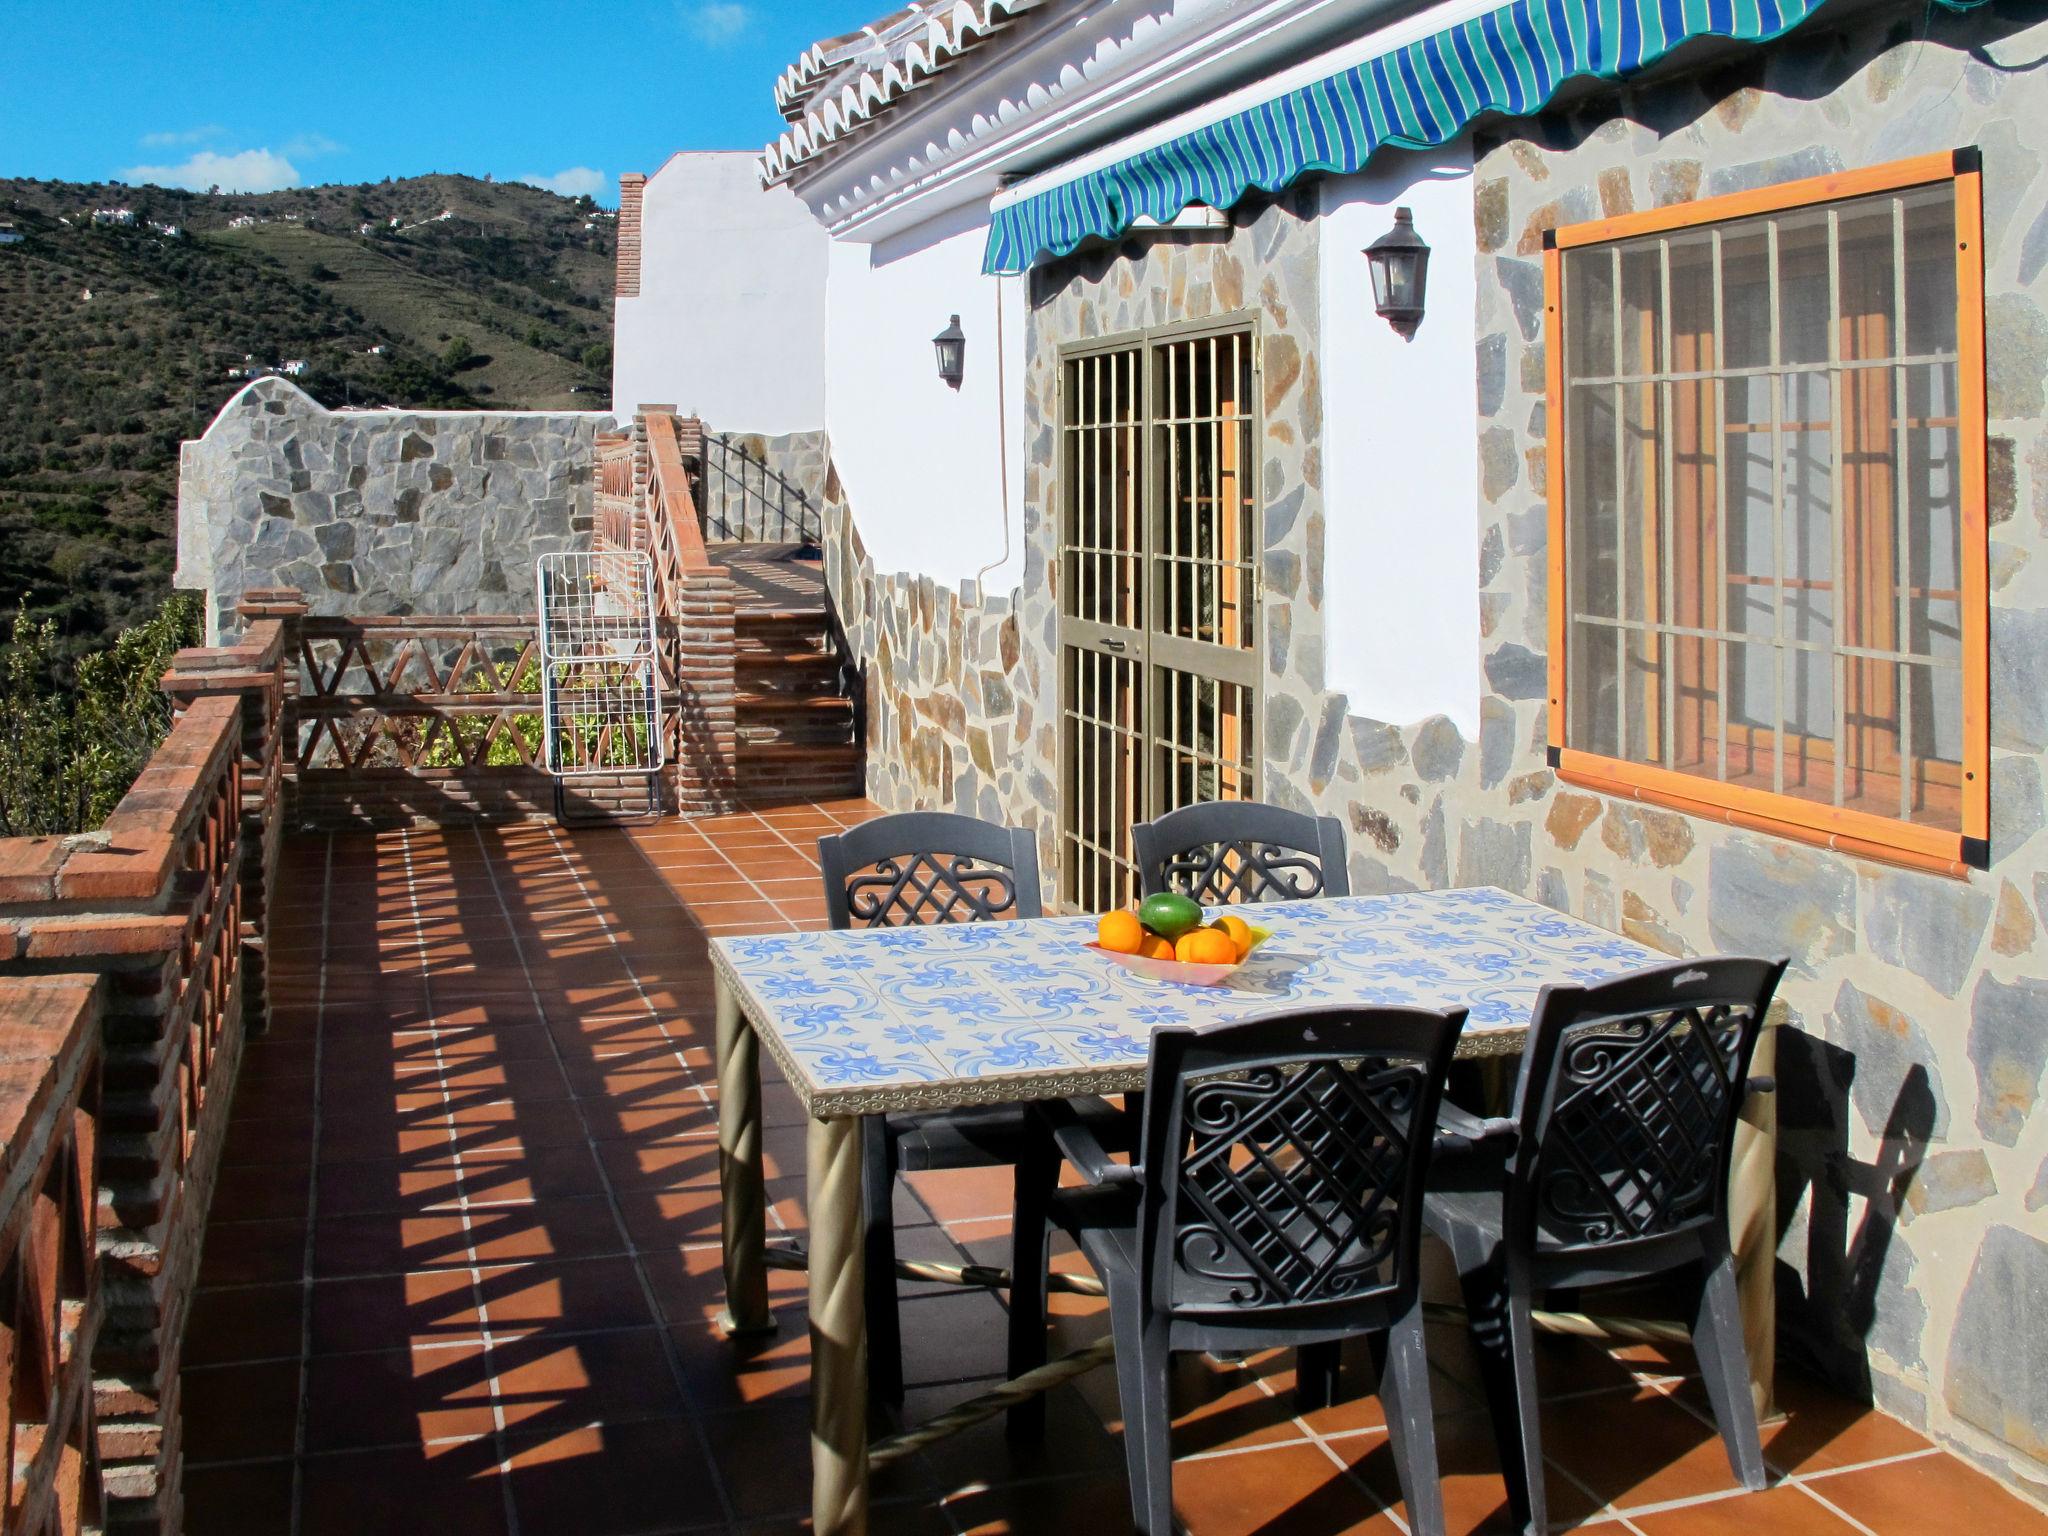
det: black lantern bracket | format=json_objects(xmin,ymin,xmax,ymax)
[
  {"xmin": 1364, "ymin": 207, "xmax": 1431, "ymax": 340},
  {"xmin": 933, "ymin": 314, "xmax": 966, "ymax": 387}
]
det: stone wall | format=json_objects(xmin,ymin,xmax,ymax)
[
  {"xmin": 1461, "ymin": 3, "xmax": 2048, "ymax": 1492},
  {"xmin": 833, "ymin": 0, "xmax": 2048, "ymax": 1496},
  {"xmin": 177, "ymin": 378, "xmax": 615, "ymax": 642},
  {"xmin": 823, "ymin": 497, "xmax": 1048, "ymax": 860}
]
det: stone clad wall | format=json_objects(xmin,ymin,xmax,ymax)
[
  {"xmin": 834, "ymin": 0, "xmax": 2048, "ymax": 1496},
  {"xmin": 177, "ymin": 377, "xmax": 615, "ymax": 642},
  {"xmin": 824, "ymin": 499, "xmax": 1046, "ymax": 857},
  {"xmin": 1463, "ymin": 4, "xmax": 2048, "ymax": 1490}
]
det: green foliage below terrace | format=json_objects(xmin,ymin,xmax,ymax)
[
  {"xmin": 0, "ymin": 173, "xmax": 616, "ymax": 659},
  {"xmin": 0, "ymin": 591, "xmax": 201, "ymax": 836}
]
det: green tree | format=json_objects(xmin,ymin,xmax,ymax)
[
  {"xmin": 442, "ymin": 334, "xmax": 475, "ymax": 370},
  {"xmin": 0, "ymin": 591, "xmax": 201, "ymax": 835},
  {"xmin": 581, "ymin": 341, "xmax": 612, "ymax": 374}
]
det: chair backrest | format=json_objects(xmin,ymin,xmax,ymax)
[
  {"xmin": 1136, "ymin": 1005, "xmax": 1466, "ymax": 1332},
  {"xmin": 1134, "ymin": 800, "xmax": 1349, "ymax": 903},
  {"xmin": 817, "ymin": 811, "xmax": 1043, "ymax": 929},
  {"xmin": 1506, "ymin": 956, "xmax": 1787, "ymax": 1258}
]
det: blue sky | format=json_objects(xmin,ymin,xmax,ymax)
[{"xmin": 0, "ymin": 1, "xmax": 882, "ymax": 204}]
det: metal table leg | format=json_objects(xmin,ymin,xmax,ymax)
[
  {"xmin": 716, "ymin": 973, "xmax": 773, "ymax": 1336},
  {"xmin": 808, "ymin": 1112, "xmax": 869, "ymax": 1536},
  {"xmin": 1730, "ymin": 1015, "xmax": 1780, "ymax": 1420}
]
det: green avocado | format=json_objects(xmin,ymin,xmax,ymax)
[{"xmin": 1138, "ymin": 892, "xmax": 1205, "ymax": 940}]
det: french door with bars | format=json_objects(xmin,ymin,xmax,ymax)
[{"xmin": 1057, "ymin": 319, "xmax": 1261, "ymax": 912}]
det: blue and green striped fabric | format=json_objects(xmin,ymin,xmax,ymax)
[{"xmin": 983, "ymin": 0, "xmax": 1965, "ymax": 273}]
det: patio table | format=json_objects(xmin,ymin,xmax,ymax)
[{"xmin": 710, "ymin": 885, "xmax": 1781, "ymax": 1536}]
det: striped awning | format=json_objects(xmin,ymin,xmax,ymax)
[{"xmin": 983, "ymin": 0, "xmax": 1969, "ymax": 273}]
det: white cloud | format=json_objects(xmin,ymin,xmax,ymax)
[
  {"xmin": 516, "ymin": 167, "xmax": 609, "ymax": 199},
  {"xmin": 681, "ymin": 2, "xmax": 751, "ymax": 44},
  {"xmin": 139, "ymin": 124, "xmax": 223, "ymax": 148},
  {"xmin": 120, "ymin": 148, "xmax": 302, "ymax": 193},
  {"xmin": 281, "ymin": 132, "xmax": 344, "ymax": 159}
]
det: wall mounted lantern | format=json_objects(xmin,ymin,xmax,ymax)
[
  {"xmin": 1364, "ymin": 207, "xmax": 1430, "ymax": 339},
  {"xmin": 933, "ymin": 314, "xmax": 966, "ymax": 387}
]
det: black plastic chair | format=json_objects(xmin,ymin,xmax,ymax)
[
  {"xmin": 818, "ymin": 811, "xmax": 1104, "ymax": 1423},
  {"xmin": 1423, "ymin": 956, "xmax": 1788, "ymax": 1536},
  {"xmin": 1032, "ymin": 1005, "xmax": 1468, "ymax": 1536},
  {"xmin": 1133, "ymin": 799, "xmax": 1350, "ymax": 902}
]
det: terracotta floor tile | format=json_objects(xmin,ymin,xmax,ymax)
[
  {"xmin": 197, "ymin": 1217, "xmax": 308, "ymax": 1287},
  {"xmin": 474, "ymin": 1255, "xmax": 662, "ymax": 1336},
  {"xmin": 488, "ymin": 1327, "xmax": 686, "ymax": 1429},
  {"xmin": 502, "ymin": 1415, "xmax": 726, "ymax": 1535},
  {"xmin": 465, "ymin": 1196, "xmax": 629, "ymax": 1265},
  {"xmin": 205, "ymin": 1163, "xmax": 309, "ymax": 1236},
  {"xmin": 1636, "ymin": 1483, "xmax": 1867, "ymax": 1536},
  {"xmin": 310, "ymin": 1267, "xmax": 487, "ymax": 1354},
  {"xmin": 902, "ymin": 1163, "xmax": 1021, "ymax": 1225},
  {"xmin": 298, "ymin": 1441, "xmax": 511, "ymax": 1536},
  {"xmin": 701, "ymin": 1399, "xmax": 935, "ymax": 1522},
  {"xmin": 669, "ymin": 1311, "xmax": 814, "ymax": 1411},
  {"xmin": 1168, "ymin": 1438, "xmax": 1391, "ymax": 1536},
  {"xmin": 1541, "ymin": 1383, "xmax": 1749, "ymax": 1510},
  {"xmin": 303, "ymin": 1340, "xmax": 498, "ymax": 1451},
  {"xmin": 313, "ymin": 1211, "xmax": 471, "ymax": 1277},
  {"xmin": 183, "ymin": 1459, "xmax": 295, "ymax": 1536},
  {"xmin": 1813, "ymin": 1448, "xmax": 2048, "ymax": 1536},
  {"xmin": 906, "ymin": 1377, "xmax": 1123, "ymax": 1493},
  {"xmin": 897, "ymin": 1287, "xmax": 1016, "ymax": 1387},
  {"xmin": 1329, "ymin": 1400, "xmax": 1602, "ymax": 1533},
  {"xmin": 182, "ymin": 1358, "xmax": 301, "ymax": 1463},
  {"xmin": 1669, "ymin": 1371, "xmax": 1934, "ymax": 1475},
  {"xmin": 185, "ymin": 1280, "xmax": 304, "ymax": 1367},
  {"xmin": 944, "ymin": 1471, "xmax": 1141, "ymax": 1535}
]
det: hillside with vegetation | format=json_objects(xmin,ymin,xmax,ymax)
[{"xmin": 0, "ymin": 173, "xmax": 616, "ymax": 653}]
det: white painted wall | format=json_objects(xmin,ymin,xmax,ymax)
[
  {"xmin": 822, "ymin": 203, "xmax": 1026, "ymax": 592},
  {"xmin": 1317, "ymin": 144, "xmax": 1484, "ymax": 739},
  {"xmin": 612, "ymin": 151, "xmax": 829, "ymax": 432}
]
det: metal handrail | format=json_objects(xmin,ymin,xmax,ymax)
[{"xmin": 702, "ymin": 432, "xmax": 824, "ymax": 546}]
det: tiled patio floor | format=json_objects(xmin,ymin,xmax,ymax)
[{"xmin": 184, "ymin": 802, "xmax": 2048, "ymax": 1536}]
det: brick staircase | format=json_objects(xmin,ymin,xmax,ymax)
[{"xmin": 732, "ymin": 603, "xmax": 864, "ymax": 805}]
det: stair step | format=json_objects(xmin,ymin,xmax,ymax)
[
  {"xmin": 737, "ymin": 741, "xmax": 862, "ymax": 764},
  {"xmin": 735, "ymin": 693, "xmax": 852, "ymax": 713},
  {"xmin": 734, "ymin": 605, "xmax": 829, "ymax": 624},
  {"xmin": 734, "ymin": 649, "xmax": 838, "ymax": 669}
]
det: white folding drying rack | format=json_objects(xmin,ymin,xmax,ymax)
[{"xmin": 535, "ymin": 550, "xmax": 663, "ymax": 820}]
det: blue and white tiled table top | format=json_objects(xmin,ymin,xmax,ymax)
[{"xmin": 709, "ymin": 886, "xmax": 1668, "ymax": 1116}]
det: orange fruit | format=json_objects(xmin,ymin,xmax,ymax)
[
  {"xmin": 1174, "ymin": 927, "xmax": 1238, "ymax": 966},
  {"xmin": 1097, "ymin": 909, "xmax": 1145, "ymax": 954},
  {"xmin": 1136, "ymin": 933, "xmax": 1176, "ymax": 961},
  {"xmin": 1211, "ymin": 914, "xmax": 1255, "ymax": 959}
]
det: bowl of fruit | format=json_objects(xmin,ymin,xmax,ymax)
[{"xmin": 1088, "ymin": 894, "xmax": 1270, "ymax": 986}]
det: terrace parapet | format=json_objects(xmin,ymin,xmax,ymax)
[
  {"xmin": 0, "ymin": 974, "xmax": 106, "ymax": 1536},
  {"xmin": 0, "ymin": 599, "xmax": 297, "ymax": 1533}
]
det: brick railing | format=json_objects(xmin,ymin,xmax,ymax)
[
  {"xmin": 0, "ymin": 606, "xmax": 289, "ymax": 1532},
  {"xmin": 638, "ymin": 411, "xmax": 738, "ymax": 815},
  {"xmin": 0, "ymin": 974, "xmax": 105, "ymax": 1536}
]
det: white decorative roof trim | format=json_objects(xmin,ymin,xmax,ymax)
[{"xmin": 761, "ymin": 0, "xmax": 1047, "ymax": 185}]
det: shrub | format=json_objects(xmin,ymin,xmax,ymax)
[{"xmin": 0, "ymin": 591, "xmax": 202, "ymax": 835}]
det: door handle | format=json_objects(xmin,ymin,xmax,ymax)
[{"xmin": 1099, "ymin": 638, "xmax": 1128, "ymax": 653}]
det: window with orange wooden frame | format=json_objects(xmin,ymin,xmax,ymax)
[{"xmin": 1543, "ymin": 150, "xmax": 1989, "ymax": 877}]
